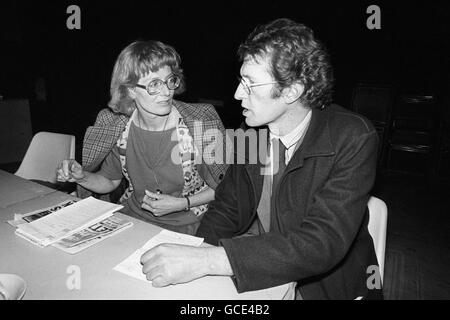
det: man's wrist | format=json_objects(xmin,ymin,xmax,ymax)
[{"xmin": 204, "ymin": 246, "xmax": 233, "ymax": 276}]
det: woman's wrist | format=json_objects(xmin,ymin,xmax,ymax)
[
  {"xmin": 175, "ymin": 196, "xmax": 188, "ymax": 212},
  {"xmin": 76, "ymin": 171, "xmax": 89, "ymax": 185}
]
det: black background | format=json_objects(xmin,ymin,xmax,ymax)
[{"xmin": 1, "ymin": 0, "xmax": 449, "ymax": 152}]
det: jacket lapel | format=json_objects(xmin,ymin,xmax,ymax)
[
  {"xmin": 243, "ymin": 108, "xmax": 336, "ymax": 204},
  {"xmin": 286, "ymin": 108, "xmax": 336, "ymax": 172}
]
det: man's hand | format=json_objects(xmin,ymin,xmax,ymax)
[
  {"xmin": 140, "ymin": 244, "xmax": 209, "ymax": 287},
  {"xmin": 141, "ymin": 190, "xmax": 187, "ymax": 216},
  {"xmin": 140, "ymin": 244, "xmax": 233, "ymax": 287}
]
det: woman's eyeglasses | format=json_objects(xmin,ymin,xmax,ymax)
[{"xmin": 135, "ymin": 74, "xmax": 181, "ymax": 95}]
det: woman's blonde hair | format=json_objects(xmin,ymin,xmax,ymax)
[{"xmin": 108, "ymin": 40, "xmax": 186, "ymax": 115}]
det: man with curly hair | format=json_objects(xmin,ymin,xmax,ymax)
[{"xmin": 140, "ymin": 18, "xmax": 382, "ymax": 300}]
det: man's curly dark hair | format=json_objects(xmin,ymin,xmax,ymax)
[{"xmin": 238, "ymin": 18, "xmax": 334, "ymax": 109}]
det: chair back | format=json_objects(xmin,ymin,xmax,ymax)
[
  {"xmin": 367, "ymin": 196, "xmax": 388, "ymax": 284},
  {"xmin": 15, "ymin": 131, "xmax": 75, "ymax": 183},
  {"xmin": 387, "ymin": 94, "xmax": 439, "ymax": 175}
]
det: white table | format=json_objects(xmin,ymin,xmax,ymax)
[
  {"xmin": 0, "ymin": 170, "xmax": 56, "ymax": 208},
  {"xmin": 0, "ymin": 170, "xmax": 291, "ymax": 300}
]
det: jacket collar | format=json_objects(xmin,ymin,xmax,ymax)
[
  {"xmin": 172, "ymin": 99, "xmax": 190, "ymax": 120},
  {"xmin": 244, "ymin": 107, "xmax": 336, "ymax": 180},
  {"xmin": 288, "ymin": 107, "xmax": 335, "ymax": 167}
]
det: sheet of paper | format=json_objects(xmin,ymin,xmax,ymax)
[
  {"xmin": 113, "ymin": 230, "xmax": 204, "ymax": 282},
  {"xmin": 16, "ymin": 197, "xmax": 123, "ymax": 246}
]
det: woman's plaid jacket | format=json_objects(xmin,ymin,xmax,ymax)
[{"xmin": 77, "ymin": 100, "xmax": 229, "ymax": 201}]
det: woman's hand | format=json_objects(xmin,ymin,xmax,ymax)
[
  {"xmin": 56, "ymin": 159, "xmax": 85, "ymax": 183},
  {"xmin": 141, "ymin": 190, "xmax": 187, "ymax": 216}
]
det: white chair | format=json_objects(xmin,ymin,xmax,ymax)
[
  {"xmin": 15, "ymin": 131, "xmax": 75, "ymax": 183},
  {"xmin": 367, "ymin": 196, "xmax": 388, "ymax": 284}
]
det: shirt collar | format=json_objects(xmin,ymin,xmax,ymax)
[{"xmin": 270, "ymin": 109, "xmax": 312, "ymax": 150}]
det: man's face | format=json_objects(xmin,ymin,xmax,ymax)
[{"xmin": 234, "ymin": 56, "xmax": 288, "ymax": 128}]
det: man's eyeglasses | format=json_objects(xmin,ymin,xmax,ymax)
[
  {"xmin": 135, "ymin": 74, "xmax": 181, "ymax": 95},
  {"xmin": 238, "ymin": 76, "xmax": 277, "ymax": 95}
]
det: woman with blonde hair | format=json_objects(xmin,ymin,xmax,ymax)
[{"xmin": 57, "ymin": 40, "xmax": 227, "ymax": 235}]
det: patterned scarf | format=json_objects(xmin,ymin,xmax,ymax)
[{"xmin": 116, "ymin": 109, "xmax": 208, "ymax": 217}]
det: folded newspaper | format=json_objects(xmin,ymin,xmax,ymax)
[
  {"xmin": 11, "ymin": 197, "xmax": 132, "ymax": 254},
  {"xmin": 52, "ymin": 215, "xmax": 133, "ymax": 254}
]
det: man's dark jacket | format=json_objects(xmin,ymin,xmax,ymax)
[{"xmin": 196, "ymin": 105, "xmax": 381, "ymax": 299}]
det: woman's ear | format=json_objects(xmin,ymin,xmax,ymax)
[
  {"xmin": 128, "ymin": 87, "xmax": 137, "ymax": 99},
  {"xmin": 282, "ymin": 82, "xmax": 304, "ymax": 104}
]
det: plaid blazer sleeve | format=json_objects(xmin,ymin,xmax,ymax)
[
  {"xmin": 82, "ymin": 108, "xmax": 128, "ymax": 171},
  {"xmin": 77, "ymin": 108, "xmax": 128, "ymax": 199}
]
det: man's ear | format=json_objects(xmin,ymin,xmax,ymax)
[{"xmin": 282, "ymin": 82, "xmax": 304, "ymax": 104}]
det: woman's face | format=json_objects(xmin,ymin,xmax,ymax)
[{"xmin": 130, "ymin": 65, "xmax": 175, "ymax": 117}]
